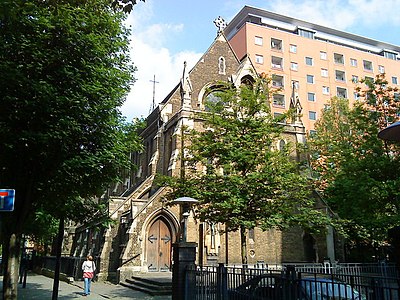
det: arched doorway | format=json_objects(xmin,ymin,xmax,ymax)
[
  {"xmin": 303, "ymin": 232, "xmax": 317, "ymax": 262},
  {"xmin": 146, "ymin": 216, "xmax": 173, "ymax": 271}
]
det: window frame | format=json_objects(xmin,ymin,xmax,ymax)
[
  {"xmin": 363, "ymin": 60, "xmax": 373, "ymax": 71},
  {"xmin": 305, "ymin": 56, "xmax": 313, "ymax": 66},
  {"xmin": 335, "ymin": 70, "xmax": 346, "ymax": 82},
  {"xmin": 255, "ymin": 54, "xmax": 264, "ymax": 64},
  {"xmin": 271, "ymin": 38, "xmax": 283, "ymax": 51},
  {"xmin": 272, "ymin": 94, "xmax": 285, "ymax": 108},
  {"xmin": 254, "ymin": 36, "xmax": 263, "ymax": 46},
  {"xmin": 334, "ymin": 53, "xmax": 344, "ymax": 65},
  {"xmin": 337, "ymin": 87, "xmax": 347, "ymax": 98},
  {"xmin": 271, "ymin": 56, "xmax": 283, "ymax": 69},
  {"xmin": 306, "ymin": 74, "xmax": 314, "ymax": 84},
  {"xmin": 307, "ymin": 92, "xmax": 316, "ymax": 102}
]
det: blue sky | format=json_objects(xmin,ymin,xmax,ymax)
[{"xmin": 122, "ymin": 0, "xmax": 400, "ymax": 120}]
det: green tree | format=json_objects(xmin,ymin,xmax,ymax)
[
  {"xmin": 308, "ymin": 74, "xmax": 400, "ymax": 258},
  {"xmin": 164, "ymin": 78, "xmax": 331, "ymax": 264},
  {"xmin": 0, "ymin": 1, "xmax": 142, "ymax": 298}
]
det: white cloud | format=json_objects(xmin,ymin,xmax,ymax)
[
  {"xmin": 121, "ymin": 36, "xmax": 201, "ymax": 120},
  {"xmin": 121, "ymin": 3, "xmax": 202, "ymax": 120},
  {"xmin": 120, "ymin": 0, "xmax": 400, "ymax": 120},
  {"xmin": 269, "ymin": 0, "xmax": 400, "ymax": 30}
]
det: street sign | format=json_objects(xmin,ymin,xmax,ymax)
[{"xmin": 0, "ymin": 189, "xmax": 15, "ymax": 212}]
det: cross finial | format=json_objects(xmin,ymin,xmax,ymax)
[{"xmin": 213, "ymin": 16, "xmax": 227, "ymax": 33}]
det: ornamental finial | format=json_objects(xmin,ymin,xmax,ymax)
[{"xmin": 213, "ymin": 16, "xmax": 227, "ymax": 34}]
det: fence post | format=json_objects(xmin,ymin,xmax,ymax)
[
  {"xmin": 217, "ymin": 263, "xmax": 228, "ymax": 300},
  {"xmin": 284, "ymin": 265, "xmax": 296, "ymax": 300},
  {"xmin": 172, "ymin": 242, "xmax": 197, "ymax": 300}
]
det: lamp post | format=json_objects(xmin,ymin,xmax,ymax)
[
  {"xmin": 172, "ymin": 196, "xmax": 198, "ymax": 242},
  {"xmin": 378, "ymin": 121, "xmax": 400, "ymax": 142},
  {"xmin": 171, "ymin": 197, "xmax": 198, "ymax": 300}
]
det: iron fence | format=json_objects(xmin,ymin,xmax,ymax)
[
  {"xmin": 189, "ymin": 263, "xmax": 400, "ymax": 300},
  {"xmin": 33, "ymin": 256, "xmax": 100, "ymax": 280}
]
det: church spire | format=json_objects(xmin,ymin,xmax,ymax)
[{"xmin": 290, "ymin": 81, "xmax": 303, "ymax": 125}]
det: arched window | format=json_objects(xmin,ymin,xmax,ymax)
[
  {"xmin": 241, "ymin": 75, "xmax": 255, "ymax": 87},
  {"xmin": 278, "ymin": 139, "xmax": 286, "ymax": 151},
  {"xmin": 218, "ymin": 56, "xmax": 226, "ymax": 75},
  {"xmin": 204, "ymin": 91, "xmax": 222, "ymax": 111}
]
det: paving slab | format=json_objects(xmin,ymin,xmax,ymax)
[{"xmin": 0, "ymin": 272, "xmax": 172, "ymax": 299}]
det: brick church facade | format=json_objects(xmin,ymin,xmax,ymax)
[{"xmin": 70, "ymin": 32, "xmax": 341, "ymax": 282}]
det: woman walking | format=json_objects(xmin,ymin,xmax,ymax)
[{"xmin": 82, "ymin": 255, "xmax": 96, "ymax": 296}]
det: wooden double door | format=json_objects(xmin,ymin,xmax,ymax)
[{"xmin": 147, "ymin": 218, "xmax": 172, "ymax": 272}]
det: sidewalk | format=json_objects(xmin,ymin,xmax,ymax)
[{"xmin": 1, "ymin": 273, "xmax": 171, "ymax": 299}]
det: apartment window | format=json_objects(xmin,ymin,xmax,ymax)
[
  {"xmin": 271, "ymin": 38, "xmax": 282, "ymax": 51},
  {"xmin": 307, "ymin": 92, "xmax": 316, "ymax": 102},
  {"xmin": 335, "ymin": 70, "xmax": 346, "ymax": 82},
  {"xmin": 309, "ymin": 111, "xmax": 317, "ymax": 120},
  {"xmin": 334, "ymin": 53, "xmax": 344, "ymax": 64},
  {"xmin": 290, "ymin": 62, "xmax": 298, "ymax": 71},
  {"xmin": 273, "ymin": 94, "xmax": 285, "ymax": 107},
  {"xmin": 255, "ymin": 36, "xmax": 263, "ymax": 46},
  {"xmin": 365, "ymin": 76, "xmax": 374, "ymax": 83},
  {"xmin": 292, "ymin": 80, "xmax": 299, "ymax": 89},
  {"xmin": 352, "ymin": 75, "xmax": 359, "ymax": 83},
  {"xmin": 306, "ymin": 74, "xmax": 314, "ymax": 84},
  {"xmin": 350, "ymin": 58, "xmax": 358, "ymax": 67},
  {"xmin": 363, "ymin": 60, "xmax": 373, "ymax": 71},
  {"xmin": 271, "ymin": 56, "xmax": 283, "ymax": 69},
  {"xmin": 354, "ymin": 92, "xmax": 360, "ymax": 100},
  {"xmin": 255, "ymin": 54, "xmax": 264, "ymax": 64},
  {"xmin": 290, "ymin": 44, "xmax": 297, "ymax": 53},
  {"xmin": 272, "ymin": 74, "xmax": 284, "ymax": 88},
  {"xmin": 322, "ymin": 86, "xmax": 330, "ymax": 95},
  {"xmin": 392, "ymin": 77, "xmax": 398, "ymax": 85},
  {"xmin": 394, "ymin": 93, "xmax": 400, "ymax": 101},
  {"xmin": 305, "ymin": 57, "xmax": 313, "ymax": 66},
  {"xmin": 320, "ymin": 51, "xmax": 327, "ymax": 60},
  {"xmin": 378, "ymin": 65, "xmax": 385, "ymax": 74},
  {"xmin": 309, "ymin": 130, "xmax": 317, "ymax": 136},
  {"xmin": 298, "ymin": 28, "xmax": 314, "ymax": 39},
  {"xmin": 383, "ymin": 51, "xmax": 397, "ymax": 60},
  {"xmin": 321, "ymin": 68, "xmax": 328, "ymax": 77},
  {"xmin": 337, "ymin": 87, "xmax": 347, "ymax": 98}
]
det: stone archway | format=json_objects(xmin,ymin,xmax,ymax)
[{"xmin": 146, "ymin": 215, "xmax": 175, "ymax": 272}]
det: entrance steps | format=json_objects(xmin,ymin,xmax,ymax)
[{"xmin": 120, "ymin": 272, "xmax": 172, "ymax": 296}]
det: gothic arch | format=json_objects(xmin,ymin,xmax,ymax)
[{"xmin": 142, "ymin": 208, "xmax": 179, "ymax": 271}]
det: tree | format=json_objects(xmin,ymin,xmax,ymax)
[
  {"xmin": 308, "ymin": 74, "xmax": 400, "ymax": 259},
  {"xmin": 0, "ymin": 1, "xmax": 142, "ymax": 298},
  {"xmin": 163, "ymin": 78, "xmax": 332, "ymax": 264}
]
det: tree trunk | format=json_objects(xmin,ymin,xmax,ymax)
[
  {"xmin": 240, "ymin": 226, "xmax": 247, "ymax": 265},
  {"xmin": 3, "ymin": 233, "xmax": 21, "ymax": 300},
  {"xmin": 52, "ymin": 217, "xmax": 64, "ymax": 300}
]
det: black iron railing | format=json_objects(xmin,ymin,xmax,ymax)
[{"xmin": 188, "ymin": 263, "xmax": 400, "ymax": 300}]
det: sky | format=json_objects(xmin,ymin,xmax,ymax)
[{"xmin": 121, "ymin": 0, "xmax": 400, "ymax": 121}]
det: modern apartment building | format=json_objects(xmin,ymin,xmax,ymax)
[{"xmin": 225, "ymin": 6, "xmax": 400, "ymax": 132}]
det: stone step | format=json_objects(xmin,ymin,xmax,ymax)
[{"xmin": 121, "ymin": 273, "xmax": 172, "ymax": 296}]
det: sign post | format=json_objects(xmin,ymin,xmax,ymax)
[{"xmin": 0, "ymin": 189, "xmax": 15, "ymax": 212}]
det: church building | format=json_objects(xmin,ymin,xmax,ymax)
[{"xmin": 70, "ymin": 18, "xmax": 340, "ymax": 282}]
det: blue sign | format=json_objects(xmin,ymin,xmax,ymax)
[{"xmin": 0, "ymin": 189, "xmax": 15, "ymax": 212}]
